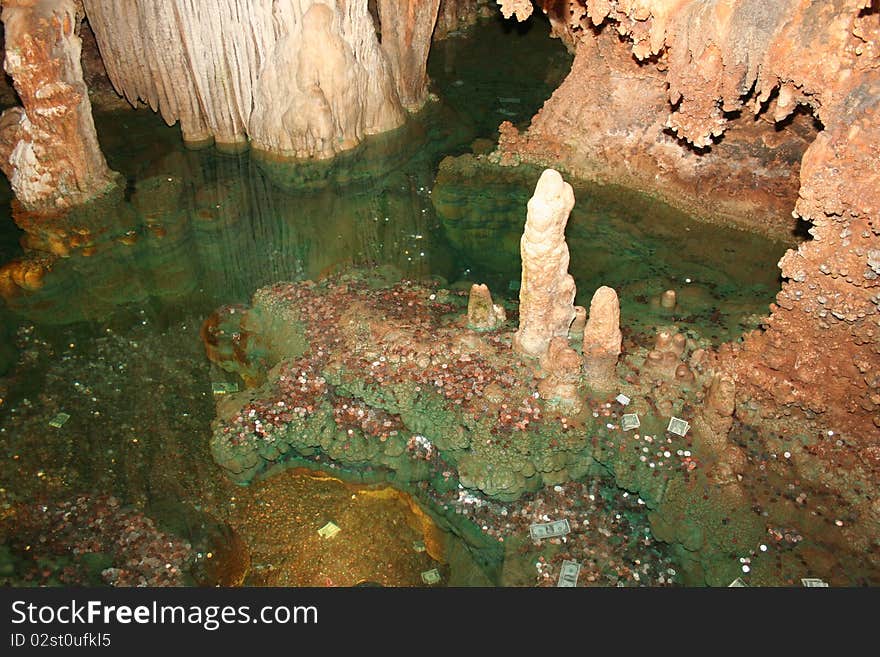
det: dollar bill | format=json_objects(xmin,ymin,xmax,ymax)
[
  {"xmin": 557, "ymin": 560, "xmax": 581, "ymax": 587},
  {"xmin": 412, "ymin": 540, "xmax": 426, "ymax": 553},
  {"xmin": 621, "ymin": 413, "xmax": 640, "ymax": 431},
  {"xmin": 801, "ymin": 578, "xmax": 829, "ymax": 587},
  {"xmin": 212, "ymin": 381, "xmax": 240, "ymax": 395},
  {"xmin": 421, "ymin": 568, "xmax": 441, "ymax": 585},
  {"xmin": 728, "ymin": 577, "xmax": 749, "ymax": 587},
  {"xmin": 529, "ymin": 519, "xmax": 571, "ymax": 540},
  {"xmin": 48, "ymin": 412, "xmax": 70, "ymax": 428},
  {"xmin": 317, "ymin": 521, "xmax": 341, "ymax": 539},
  {"xmin": 615, "ymin": 393, "xmax": 631, "ymax": 406},
  {"xmin": 667, "ymin": 416, "xmax": 690, "ymax": 437}
]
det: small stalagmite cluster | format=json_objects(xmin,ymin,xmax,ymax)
[{"xmin": 512, "ymin": 168, "xmax": 623, "ymax": 397}]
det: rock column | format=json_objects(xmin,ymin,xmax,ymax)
[
  {"xmin": 0, "ymin": 0, "xmax": 117, "ymax": 211},
  {"xmin": 377, "ymin": 0, "xmax": 441, "ymax": 110}
]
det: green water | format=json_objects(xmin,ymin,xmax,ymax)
[{"xmin": 0, "ymin": 15, "xmax": 792, "ymax": 584}]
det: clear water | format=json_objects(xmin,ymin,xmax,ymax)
[{"xmin": 0, "ymin": 15, "xmax": 792, "ymax": 584}]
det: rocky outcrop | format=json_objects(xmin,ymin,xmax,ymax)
[
  {"xmin": 581, "ymin": 286, "xmax": 621, "ymax": 391},
  {"xmin": 537, "ymin": 335, "xmax": 582, "ymax": 410},
  {"xmin": 0, "ymin": 0, "xmax": 117, "ymax": 211},
  {"xmin": 378, "ymin": 0, "xmax": 441, "ymax": 110},
  {"xmin": 513, "ymin": 168, "xmax": 577, "ymax": 359},
  {"xmin": 467, "ymin": 283, "xmax": 506, "ymax": 330},
  {"xmin": 434, "ymin": 0, "xmax": 483, "ymax": 40},
  {"xmin": 500, "ymin": 0, "xmax": 879, "ymax": 450},
  {"xmin": 495, "ymin": 28, "xmax": 813, "ymax": 238},
  {"xmin": 83, "ymin": 0, "xmax": 407, "ymax": 157}
]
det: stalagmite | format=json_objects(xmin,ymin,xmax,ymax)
[
  {"xmin": 695, "ymin": 372, "xmax": 737, "ymax": 452},
  {"xmin": 582, "ymin": 286, "xmax": 621, "ymax": 390},
  {"xmin": 660, "ymin": 289, "xmax": 677, "ymax": 309},
  {"xmin": 569, "ymin": 305, "xmax": 587, "ymax": 339},
  {"xmin": 538, "ymin": 336, "xmax": 582, "ymax": 412},
  {"xmin": 513, "ymin": 169, "xmax": 577, "ymax": 359},
  {"xmin": 467, "ymin": 283, "xmax": 506, "ymax": 330},
  {"xmin": 655, "ymin": 330, "xmax": 686, "ymax": 356},
  {"xmin": 83, "ymin": 0, "xmax": 406, "ymax": 158},
  {"xmin": 0, "ymin": 0, "xmax": 117, "ymax": 211},
  {"xmin": 643, "ymin": 329, "xmax": 687, "ymax": 379}
]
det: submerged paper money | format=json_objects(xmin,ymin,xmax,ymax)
[
  {"xmin": 557, "ymin": 560, "xmax": 581, "ymax": 587},
  {"xmin": 48, "ymin": 412, "xmax": 70, "ymax": 428},
  {"xmin": 621, "ymin": 413, "xmax": 640, "ymax": 431},
  {"xmin": 421, "ymin": 568, "xmax": 441, "ymax": 585},
  {"xmin": 667, "ymin": 416, "xmax": 690, "ymax": 436},
  {"xmin": 317, "ymin": 521, "xmax": 341, "ymax": 539},
  {"xmin": 529, "ymin": 519, "xmax": 571, "ymax": 540},
  {"xmin": 212, "ymin": 381, "xmax": 240, "ymax": 395},
  {"xmin": 801, "ymin": 578, "xmax": 829, "ymax": 587}
]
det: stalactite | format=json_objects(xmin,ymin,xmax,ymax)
[{"xmin": 83, "ymin": 0, "xmax": 407, "ymax": 158}]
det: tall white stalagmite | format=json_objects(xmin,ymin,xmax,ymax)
[{"xmin": 513, "ymin": 169, "xmax": 577, "ymax": 359}]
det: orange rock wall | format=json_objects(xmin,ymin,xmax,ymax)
[{"xmin": 499, "ymin": 0, "xmax": 880, "ymax": 444}]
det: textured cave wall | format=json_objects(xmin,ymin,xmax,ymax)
[
  {"xmin": 82, "ymin": 0, "xmax": 442, "ymax": 158},
  {"xmin": 378, "ymin": 0, "xmax": 442, "ymax": 110},
  {"xmin": 497, "ymin": 27, "xmax": 813, "ymax": 237},
  {"xmin": 498, "ymin": 0, "xmax": 879, "ymax": 522},
  {"xmin": 434, "ymin": 0, "xmax": 485, "ymax": 40},
  {"xmin": 0, "ymin": 0, "xmax": 117, "ymax": 212}
]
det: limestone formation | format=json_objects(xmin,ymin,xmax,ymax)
[
  {"xmin": 249, "ymin": 2, "xmax": 404, "ymax": 159},
  {"xmin": 537, "ymin": 336, "xmax": 582, "ymax": 412},
  {"xmin": 378, "ymin": 0, "xmax": 441, "ymax": 110},
  {"xmin": 434, "ymin": 0, "xmax": 482, "ymax": 40},
  {"xmin": 643, "ymin": 349, "xmax": 679, "ymax": 380},
  {"xmin": 660, "ymin": 289, "xmax": 677, "ymax": 309},
  {"xmin": 467, "ymin": 283, "xmax": 506, "ymax": 330},
  {"xmin": 674, "ymin": 362, "xmax": 695, "ymax": 385},
  {"xmin": 496, "ymin": 0, "xmax": 532, "ymax": 22},
  {"xmin": 581, "ymin": 286, "xmax": 621, "ymax": 390},
  {"xmin": 500, "ymin": 0, "xmax": 880, "ymax": 445},
  {"xmin": 688, "ymin": 370, "xmax": 746, "ymax": 486},
  {"xmin": 513, "ymin": 169, "xmax": 577, "ymax": 359},
  {"xmin": 569, "ymin": 305, "xmax": 587, "ymax": 339},
  {"xmin": 0, "ymin": 0, "xmax": 117, "ymax": 211},
  {"xmin": 83, "ymin": 0, "xmax": 406, "ymax": 157},
  {"xmin": 694, "ymin": 373, "xmax": 737, "ymax": 448},
  {"xmin": 655, "ymin": 330, "xmax": 686, "ymax": 357},
  {"xmin": 643, "ymin": 330, "xmax": 687, "ymax": 379}
]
